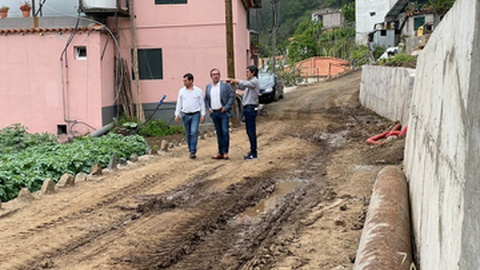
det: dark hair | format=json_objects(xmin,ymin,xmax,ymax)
[
  {"xmin": 246, "ymin": 65, "xmax": 258, "ymax": 77},
  {"xmin": 183, "ymin": 73, "xmax": 194, "ymax": 81},
  {"xmin": 210, "ymin": 68, "xmax": 220, "ymax": 76}
]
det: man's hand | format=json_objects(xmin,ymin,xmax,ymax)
[
  {"xmin": 200, "ymin": 116, "xmax": 205, "ymax": 124},
  {"xmin": 225, "ymin": 78, "xmax": 237, "ymax": 84},
  {"xmin": 175, "ymin": 116, "xmax": 179, "ymax": 123}
]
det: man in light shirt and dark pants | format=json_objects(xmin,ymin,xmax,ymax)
[
  {"xmin": 175, "ymin": 73, "xmax": 206, "ymax": 159},
  {"xmin": 226, "ymin": 65, "xmax": 260, "ymax": 160},
  {"xmin": 205, "ymin": 68, "xmax": 234, "ymax": 160}
]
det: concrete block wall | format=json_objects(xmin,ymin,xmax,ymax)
[
  {"xmin": 404, "ymin": 0, "xmax": 480, "ymax": 269},
  {"xmin": 359, "ymin": 65, "xmax": 415, "ymax": 126}
]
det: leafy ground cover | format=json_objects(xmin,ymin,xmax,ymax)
[{"xmin": 0, "ymin": 124, "xmax": 149, "ymax": 202}]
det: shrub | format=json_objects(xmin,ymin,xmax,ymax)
[
  {"xmin": 379, "ymin": 53, "xmax": 417, "ymax": 68},
  {"xmin": 0, "ymin": 124, "xmax": 148, "ymax": 202}
]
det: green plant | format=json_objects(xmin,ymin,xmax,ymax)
[
  {"xmin": 0, "ymin": 124, "xmax": 148, "ymax": 202},
  {"xmin": 378, "ymin": 53, "xmax": 417, "ymax": 68},
  {"xmin": 113, "ymin": 117, "xmax": 183, "ymax": 137},
  {"xmin": 348, "ymin": 45, "xmax": 370, "ymax": 67},
  {"xmin": 341, "ymin": 2, "xmax": 355, "ymax": 23},
  {"xmin": 137, "ymin": 119, "xmax": 184, "ymax": 137},
  {"xmin": 19, "ymin": 1, "xmax": 31, "ymax": 11},
  {"xmin": 0, "ymin": 5, "xmax": 10, "ymax": 11},
  {"xmin": 276, "ymin": 69, "xmax": 302, "ymax": 87}
]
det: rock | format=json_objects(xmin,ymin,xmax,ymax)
[
  {"xmin": 118, "ymin": 157, "xmax": 127, "ymax": 165},
  {"xmin": 41, "ymin": 178, "xmax": 56, "ymax": 194},
  {"xmin": 107, "ymin": 153, "xmax": 117, "ymax": 170},
  {"xmin": 160, "ymin": 140, "xmax": 169, "ymax": 151},
  {"xmin": 17, "ymin": 187, "xmax": 35, "ymax": 201},
  {"xmin": 75, "ymin": 172, "xmax": 88, "ymax": 182},
  {"xmin": 335, "ymin": 218, "xmax": 346, "ymax": 227},
  {"xmin": 57, "ymin": 173, "xmax": 75, "ymax": 187},
  {"xmin": 130, "ymin": 154, "xmax": 139, "ymax": 162},
  {"xmin": 91, "ymin": 164, "xmax": 102, "ymax": 175},
  {"xmin": 148, "ymin": 147, "xmax": 158, "ymax": 155}
]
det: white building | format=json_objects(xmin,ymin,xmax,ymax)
[
  {"xmin": 355, "ymin": 0, "xmax": 398, "ymax": 45},
  {"xmin": 312, "ymin": 8, "xmax": 344, "ymax": 29}
]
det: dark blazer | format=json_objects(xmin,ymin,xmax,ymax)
[{"xmin": 205, "ymin": 81, "xmax": 235, "ymax": 118}]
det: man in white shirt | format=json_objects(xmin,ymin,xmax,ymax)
[{"xmin": 174, "ymin": 73, "xmax": 206, "ymax": 159}]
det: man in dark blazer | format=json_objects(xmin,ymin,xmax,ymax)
[{"xmin": 205, "ymin": 68, "xmax": 235, "ymax": 160}]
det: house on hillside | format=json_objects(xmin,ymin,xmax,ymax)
[
  {"xmin": 371, "ymin": 0, "xmax": 436, "ymax": 51},
  {"xmin": 0, "ymin": 0, "xmax": 260, "ymax": 137},
  {"xmin": 355, "ymin": 0, "xmax": 398, "ymax": 45},
  {"xmin": 311, "ymin": 8, "xmax": 344, "ymax": 29},
  {"xmin": 295, "ymin": 57, "xmax": 350, "ymax": 82}
]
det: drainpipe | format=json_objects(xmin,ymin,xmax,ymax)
[
  {"xmin": 353, "ymin": 166, "xmax": 413, "ymax": 270},
  {"xmin": 90, "ymin": 122, "xmax": 115, "ymax": 138}
]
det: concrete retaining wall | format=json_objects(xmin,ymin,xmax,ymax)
[
  {"xmin": 404, "ymin": 0, "xmax": 480, "ymax": 269},
  {"xmin": 359, "ymin": 65, "xmax": 415, "ymax": 126}
]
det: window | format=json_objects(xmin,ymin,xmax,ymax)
[
  {"xmin": 57, "ymin": 124, "xmax": 67, "ymax": 135},
  {"xmin": 413, "ymin": 16, "xmax": 425, "ymax": 32},
  {"xmin": 133, "ymin": 48, "xmax": 163, "ymax": 80},
  {"xmin": 155, "ymin": 0, "xmax": 187, "ymax": 4},
  {"xmin": 75, "ymin": 46, "xmax": 87, "ymax": 60}
]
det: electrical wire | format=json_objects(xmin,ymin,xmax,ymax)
[{"xmin": 53, "ymin": 4, "xmax": 126, "ymax": 137}]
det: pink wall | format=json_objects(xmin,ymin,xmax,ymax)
[
  {"xmin": 233, "ymin": 0, "xmax": 253, "ymax": 79},
  {"xmin": 115, "ymin": 0, "xmax": 253, "ymax": 104},
  {"xmin": 0, "ymin": 0, "xmax": 255, "ymax": 135},
  {"xmin": 0, "ymin": 30, "xmax": 114, "ymax": 135}
]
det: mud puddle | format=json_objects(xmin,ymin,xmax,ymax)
[{"xmin": 236, "ymin": 181, "xmax": 300, "ymax": 222}]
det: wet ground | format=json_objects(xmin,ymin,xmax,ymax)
[{"xmin": 0, "ymin": 69, "xmax": 405, "ymax": 269}]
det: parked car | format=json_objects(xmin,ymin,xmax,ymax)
[{"xmin": 258, "ymin": 72, "xmax": 284, "ymax": 103}]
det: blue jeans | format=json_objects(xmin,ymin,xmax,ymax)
[
  {"xmin": 243, "ymin": 106, "xmax": 257, "ymax": 155},
  {"xmin": 182, "ymin": 112, "xmax": 200, "ymax": 154},
  {"xmin": 211, "ymin": 110, "xmax": 230, "ymax": 154}
]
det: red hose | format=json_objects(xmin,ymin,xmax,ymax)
[
  {"xmin": 366, "ymin": 131, "xmax": 389, "ymax": 145},
  {"xmin": 366, "ymin": 124, "xmax": 407, "ymax": 145}
]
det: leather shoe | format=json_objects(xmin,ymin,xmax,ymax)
[
  {"xmin": 211, "ymin": 154, "xmax": 224, "ymax": 160},
  {"xmin": 223, "ymin": 153, "xmax": 229, "ymax": 160}
]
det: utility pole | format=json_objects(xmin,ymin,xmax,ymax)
[
  {"xmin": 130, "ymin": 0, "xmax": 145, "ymax": 122},
  {"xmin": 225, "ymin": 0, "xmax": 235, "ymax": 78},
  {"xmin": 271, "ymin": 0, "xmax": 279, "ymax": 74},
  {"xmin": 225, "ymin": 0, "xmax": 239, "ymax": 127}
]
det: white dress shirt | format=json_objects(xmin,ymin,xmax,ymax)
[
  {"xmin": 210, "ymin": 83, "xmax": 222, "ymax": 110},
  {"xmin": 174, "ymin": 86, "xmax": 206, "ymax": 117}
]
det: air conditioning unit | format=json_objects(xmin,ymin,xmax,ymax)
[
  {"xmin": 80, "ymin": 0, "xmax": 129, "ymax": 16},
  {"xmin": 82, "ymin": 0, "xmax": 117, "ymax": 9}
]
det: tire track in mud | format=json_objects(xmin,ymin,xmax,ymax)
[
  {"xmin": 114, "ymin": 176, "xmax": 278, "ymax": 269},
  {"xmin": 113, "ymin": 146, "xmax": 333, "ymax": 270},
  {"xmin": 10, "ymin": 164, "xmax": 226, "ymax": 269},
  {"xmin": 112, "ymin": 83, "xmax": 362, "ymax": 269}
]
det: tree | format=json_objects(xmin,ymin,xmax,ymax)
[
  {"xmin": 287, "ymin": 19, "xmax": 323, "ymax": 64},
  {"xmin": 428, "ymin": 0, "xmax": 455, "ymax": 18},
  {"xmin": 341, "ymin": 2, "xmax": 355, "ymax": 23}
]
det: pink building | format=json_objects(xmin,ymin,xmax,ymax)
[{"xmin": 0, "ymin": 0, "xmax": 260, "ymax": 136}]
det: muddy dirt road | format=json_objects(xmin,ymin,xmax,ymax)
[{"xmin": 0, "ymin": 69, "xmax": 404, "ymax": 270}]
